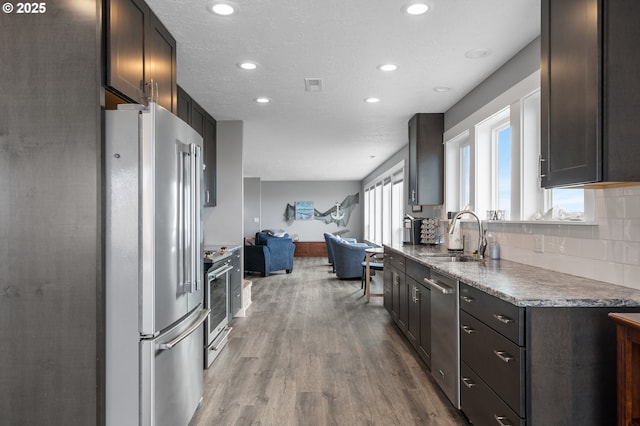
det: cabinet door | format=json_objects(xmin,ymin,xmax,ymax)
[
  {"xmin": 408, "ymin": 113, "xmax": 444, "ymax": 205},
  {"xmin": 190, "ymin": 102, "xmax": 205, "ymax": 137},
  {"xmin": 106, "ymin": 0, "xmax": 147, "ymax": 104},
  {"xmin": 229, "ymin": 251, "xmax": 241, "ymax": 317},
  {"xmin": 383, "ymin": 266, "xmax": 393, "ymax": 314},
  {"xmin": 203, "ymin": 114, "xmax": 217, "ymax": 207},
  {"xmin": 390, "ymin": 267, "xmax": 401, "ymax": 324},
  {"xmin": 541, "ymin": 0, "xmax": 600, "ymax": 187},
  {"xmin": 398, "ymin": 274, "xmax": 408, "ymax": 332},
  {"xmin": 418, "ymin": 283, "xmax": 431, "ymax": 368},
  {"xmin": 147, "ymin": 13, "xmax": 177, "ymax": 112},
  {"xmin": 176, "ymin": 86, "xmax": 191, "ymax": 124},
  {"xmin": 408, "ymin": 114, "xmax": 419, "ymax": 205},
  {"xmin": 406, "ymin": 279, "xmax": 420, "ymax": 348}
]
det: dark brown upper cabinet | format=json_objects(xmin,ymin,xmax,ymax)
[
  {"xmin": 408, "ymin": 113, "xmax": 444, "ymax": 205},
  {"xmin": 105, "ymin": 0, "xmax": 177, "ymax": 112},
  {"xmin": 541, "ymin": 0, "xmax": 640, "ymax": 187},
  {"xmin": 177, "ymin": 86, "xmax": 217, "ymax": 207}
]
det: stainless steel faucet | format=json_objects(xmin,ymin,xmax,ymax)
[{"xmin": 449, "ymin": 210, "xmax": 487, "ymax": 259}]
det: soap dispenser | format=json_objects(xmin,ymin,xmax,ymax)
[{"xmin": 486, "ymin": 232, "xmax": 500, "ymax": 259}]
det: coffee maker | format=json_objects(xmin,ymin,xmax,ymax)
[{"xmin": 403, "ymin": 215, "xmax": 423, "ymax": 245}]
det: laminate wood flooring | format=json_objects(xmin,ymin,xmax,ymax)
[{"xmin": 190, "ymin": 257, "xmax": 469, "ymax": 426}]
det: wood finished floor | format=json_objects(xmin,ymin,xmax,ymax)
[{"xmin": 190, "ymin": 257, "xmax": 469, "ymax": 426}]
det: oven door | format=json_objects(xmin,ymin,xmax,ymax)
[{"xmin": 205, "ymin": 263, "xmax": 232, "ymax": 351}]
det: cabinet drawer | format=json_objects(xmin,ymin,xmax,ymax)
[
  {"xmin": 460, "ymin": 282, "xmax": 524, "ymax": 345},
  {"xmin": 406, "ymin": 258, "xmax": 429, "ymax": 283},
  {"xmin": 461, "ymin": 362, "xmax": 526, "ymax": 426},
  {"xmin": 460, "ymin": 310, "xmax": 525, "ymax": 416},
  {"xmin": 385, "ymin": 250, "xmax": 405, "ymax": 271}
]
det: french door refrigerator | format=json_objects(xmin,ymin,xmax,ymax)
[{"xmin": 105, "ymin": 102, "xmax": 209, "ymax": 426}]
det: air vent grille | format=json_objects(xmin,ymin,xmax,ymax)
[{"xmin": 304, "ymin": 78, "xmax": 323, "ymax": 92}]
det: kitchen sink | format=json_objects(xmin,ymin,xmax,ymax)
[
  {"xmin": 437, "ymin": 255, "xmax": 480, "ymax": 262},
  {"xmin": 417, "ymin": 252, "xmax": 481, "ymax": 262}
]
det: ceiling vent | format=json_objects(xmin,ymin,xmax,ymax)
[{"xmin": 304, "ymin": 78, "xmax": 323, "ymax": 92}]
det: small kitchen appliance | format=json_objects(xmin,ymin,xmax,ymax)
[{"xmin": 403, "ymin": 215, "xmax": 423, "ymax": 245}]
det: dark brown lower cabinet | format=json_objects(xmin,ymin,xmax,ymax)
[{"xmin": 460, "ymin": 281, "xmax": 640, "ymax": 426}]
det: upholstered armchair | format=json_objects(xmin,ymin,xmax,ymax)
[
  {"xmin": 244, "ymin": 232, "xmax": 296, "ymax": 277},
  {"xmin": 330, "ymin": 238, "xmax": 370, "ymax": 279},
  {"xmin": 323, "ymin": 233, "xmax": 357, "ymax": 272}
]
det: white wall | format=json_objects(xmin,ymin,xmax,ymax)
[
  {"xmin": 259, "ymin": 181, "xmax": 363, "ymax": 242},
  {"xmin": 244, "ymin": 177, "xmax": 261, "ymax": 238},
  {"xmin": 203, "ymin": 121, "xmax": 244, "ymax": 246}
]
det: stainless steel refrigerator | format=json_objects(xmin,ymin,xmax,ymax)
[{"xmin": 105, "ymin": 102, "xmax": 209, "ymax": 426}]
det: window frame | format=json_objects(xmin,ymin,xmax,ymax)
[{"xmin": 443, "ymin": 71, "xmax": 587, "ymax": 223}]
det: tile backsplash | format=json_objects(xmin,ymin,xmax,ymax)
[{"xmin": 458, "ymin": 185, "xmax": 640, "ymax": 290}]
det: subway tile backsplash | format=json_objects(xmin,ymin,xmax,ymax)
[{"xmin": 460, "ymin": 185, "xmax": 640, "ymax": 290}]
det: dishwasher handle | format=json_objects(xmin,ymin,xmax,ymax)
[{"xmin": 424, "ymin": 277, "xmax": 455, "ymax": 295}]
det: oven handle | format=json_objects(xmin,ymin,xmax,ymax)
[
  {"xmin": 208, "ymin": 264, "xmax": 233, "ymax": 280},
  {"xmin": 157, "ymin": 308, "xmax": 210, "ymax": 351},
  {"xmin": 210, "ymin": 327, "xmax": 233, "ymax": 352}
]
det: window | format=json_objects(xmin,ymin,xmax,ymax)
[
  {"xmin": 364, "ymin": 162, "xmax": 404, "ymax": 245},
  {"xmin": 444, "ymin": 74, "xmax": 586, "ymax": 222},
  {"xmin": 391, "ymin": 172, "xmax": 404, "ymax": 245},
  {"xmin": 461, "ymin": 143, "xmax": 471, "ymax": 209},
  {"xmin": 445, "ymin": 132, "xmax": 470, "ymax": 213}
]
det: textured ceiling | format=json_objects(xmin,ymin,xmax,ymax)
[{"xmin": 146, "ymin": 0, "xmax": 541, "ymax": 181}]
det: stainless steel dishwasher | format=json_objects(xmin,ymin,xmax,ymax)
[{"xmin": 424, "ymin": 270, "xmax": 460, "ymax": 408}]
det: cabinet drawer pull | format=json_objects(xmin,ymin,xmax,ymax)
[
  {"xmin": 461, "ymin": 377, "xmax": 476, "ymax": 388},
  {"xmin": 493, "ymin": 314, "xmax": 514, "ymax": 324},
  {"xmin": 461, "ymin": 296, "xmax": 474, "ymax": 304},
  {"xmin": 493, "ymin": 414, "xmax": 513, "ymax": 426},
  {"xmin": 461, "ymin": 325, "xmax": 476, "ymax": 335},
  {"xmin": 493, "ymin": 350, "xmax": 514, "ymax": 363}
]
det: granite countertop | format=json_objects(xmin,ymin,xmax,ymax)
[
  {"xmin": 203, "ymin": 244, "xmax": 242, "ymax": 263},
  {"xmin": 385, "ymin": 244, "xmax": 640, "ymax": 308}
]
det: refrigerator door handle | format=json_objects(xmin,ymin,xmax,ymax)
[
  {"xmin": 190, "ymin": 143, "xmax": 202, "ymax": 293},
  {"xmin": 177, "ymin": 143, "xmax": 193, "ymax": 294},
  {"xmin": 157, "ymin": 308, "xmax": 210, "ymax": 351}
]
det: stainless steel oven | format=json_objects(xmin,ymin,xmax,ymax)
[{"xmin": 204, "ymin": 255, "xmax": 233, "ymax": 368}]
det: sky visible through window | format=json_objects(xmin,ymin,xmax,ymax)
[
  {"xmin": 552, "ymin": 188, "xmax": 584, "ymax": 213},
  {"xmin": 498, "ymin": 126, "xmax": 511, "ymax": 213}
]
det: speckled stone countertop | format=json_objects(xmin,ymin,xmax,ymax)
[{"xmin": 385, "ymin": 244, "xmax": 640, "ymax": 308}]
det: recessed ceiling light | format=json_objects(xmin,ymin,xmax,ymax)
[
  {"xmin": 433, "ymin": 86, "xmax": 451, "ymax": 92},
  {"xmin": 237, "ymin": 62, "xmax": 257, "ymax": 70},
  {"xmin": 403, "ymin": 2, "xmax": 429, "ymax": 15},
  {"xmin": 255, "ymin": 97, "xmax": 270, "ymax": 104},
  {"xmin": 377, "ymin": 64, "xmax": 398, "ymax": 72},
  {"xmin": 364, "ymin": 98, "xmax": 380, "ymax": 103},
  {"xmin": 465, "ymin": 48, "xmax": 491, "ymax": 59},
  {"xmin": 207, "ymin": 1, "xmax": 237, "ymax": 16}
]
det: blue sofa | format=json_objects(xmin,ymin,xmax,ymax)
[
  {"xmin": 244, "ymin": 232, "xmax": 296, "ymax": 276},
  {"xmin": 330, "ymin": 237, "xmax": 370, "ymax": 279}
]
